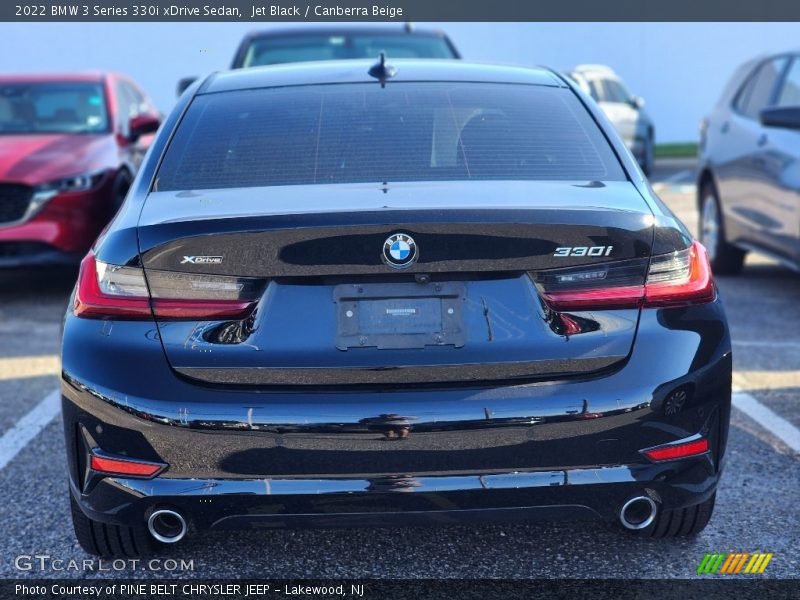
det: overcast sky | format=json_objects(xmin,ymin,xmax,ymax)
[{"xmin": 1, "ymin": 22, "xmax": 798, "ymax": 142}]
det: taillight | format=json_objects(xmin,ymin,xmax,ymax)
[
  {"xmin": 535, "ymin": 241, "xmax": 714, "ymax": 311},
  {"xmin": 643, "ymin": 242, "xmax": 715, "ymax": 307},
  {"xmin": 74, "ymin": 253, "xmax": 151, "ymax": 319},
  {"xmin": 74, "ymin": 251, "xmax": 263, "ymax": 320},
  {"xmin": 534, "ymin": 255, "xmax": 646, "ymax": 310}
]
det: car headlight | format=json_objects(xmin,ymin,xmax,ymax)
[
  {"xmin": 36, "ymin": 170, "xmax": 106, "ymax": 194},
  {"xmin": 16, "ymin": 170, "xmax": 108, "ymax": 224}
]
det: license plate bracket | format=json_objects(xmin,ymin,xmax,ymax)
[{"xmin": 334, "ymin": 282, "xmax": 466, "ymax": 350}]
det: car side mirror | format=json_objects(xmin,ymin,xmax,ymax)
[
  {"xmin": 630, "ymin": 96, "xmax": 645, "ymax": 109},
  {"xmin": 128, "ymin": 114, "xmax": 160, "ymax": 143},
  {"xmin": 176, "ymin": 77, "xmax": 198, "ymax": 97},
  {"xmin": 759, "ymin": 106, "xmax": 800, "ymax": 130}
]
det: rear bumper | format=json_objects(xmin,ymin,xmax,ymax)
[
  {"xmin": 62, "ymin": 300, "xmax": 732, "ymax": 531},
  {"xmin": 0, "ymin": 241, "xmax": 83, "ymax": 267},
  {"xmin": 70, "ymin": 460, "xmax": 720, "ymax": 531}
]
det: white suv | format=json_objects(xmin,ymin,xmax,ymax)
[{"xmin": 568, "ymin": 65, "xmax": 655, "ymax": 175}]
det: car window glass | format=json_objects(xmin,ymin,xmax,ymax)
[
  {"xmin": 125, "ymin": 83, "xmax": 149, "ymax": 116},
  {"xmin": 0, "ymin": 82, "xmax": 108, "ymax": 134},
  {"xmin": 156, "ymin": 83, "xmax": 627, "ymax": 191},
  {"xmin": 603, "ymin": 80, "xmax": 630, "ymax": 104},
  {"xmin": 738, "ymin": 57, "xmax": 788, "ymax": 118},
  {"xmin": 243, "ymin": 34, "xmax": 456, "ymax": 67},
  {"xmin": 776, "ymin": 58, "xmax": 800, "ymax": 107},
  {"xmin": 114, "ymin": 81, "xmax": 136, "ymax": 134},
  {"xmin": 587, "ymin": 80, "xmax": 603, "ymax": 101}
]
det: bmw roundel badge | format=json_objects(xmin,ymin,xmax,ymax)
[{"xmin": 382, "ymin": 233, "xmax": 418, "ymax": 269}]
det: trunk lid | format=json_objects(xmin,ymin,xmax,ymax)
[{"xmin": 138, "ymin": 180, "xmax": 654, "ymax": 386}]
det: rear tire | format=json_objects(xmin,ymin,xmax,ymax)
[
  {"xmin": 633, "ymin": 492, "xmax": 716, "ymax": 538},
  {"xmin": 70, "ymin": 493, "xmax": 155, "ymax": 557},
  {"xmin": 700, "ymin": 183, "xmax": 745, "ymax": 275},
  {"xmin": 110, "ymin": 170, "xmax": 133, "ymax": 217}
]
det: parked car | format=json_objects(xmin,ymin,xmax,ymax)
[
  {"xmin": 698, "ymin": 52, "xmax": 800, "ymax": 274},
  {"xmin": 0, "ymin": 73, "xmax": 160, "ymax": 267},
  {"xmin": 176, "ymin": 26, "xmax": 460, "ymax": 95},
  {"xmin": 64, "ymin": 58, "xmax": 730, "ymax": 557},
  {"xmin": 567, "ymin": 65, "xmax": 655, "ymax": 175}
]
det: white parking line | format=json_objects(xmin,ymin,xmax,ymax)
[
  {"xmin": 733, "ymin": 391, "xmax": 800, "ymax": 454},
  {"xmin": 0, "ymin": 389, "xmax": 60, "ymax": 471},
  {"xmin": 733, "ymin": 340, "xmax": 800, "ymax": 349},
  {"xmin": 657, "ymin": 169, "xmax": 693, "ymax": 185}
]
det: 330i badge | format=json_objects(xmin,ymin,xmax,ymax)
[{"xmin": 61, "ymin": 57, "xmax": 731, "ymax": 556}]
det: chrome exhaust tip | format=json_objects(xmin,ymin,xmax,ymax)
[
  {"xmin": 147, "ymin": 509, "xmax": 187, "ymax": 543},
  {"xmin": 619, "ymin": 496, "xmax": 657, "ymax": 530}
]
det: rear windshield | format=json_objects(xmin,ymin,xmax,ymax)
[
  {"xmin": 156, "ymin": 82, "xmax": 625, "ymax": 191},
  {"xmin": 241, "ymin": 34, "xmax": 457, "ymax": 67}
]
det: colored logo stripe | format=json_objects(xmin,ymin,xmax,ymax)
[
  {"xmin": 698, "ymin": 553, "xmax": 773, "ymax": 574},
  {"xmin": 697, "ymin": 553, "xmax": 725, "ymax": 574},
  {"xmin": 744, "ymin": 553, "xmax": 773, "ymax": 574}
]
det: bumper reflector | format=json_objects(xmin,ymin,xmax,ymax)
[
  {"xmin": 90, "ymin": 454, "xmax": 165, "ymax": 477},
  {"xmin": 642, "ymin": 437, "xmax": 709, "ymax": 462}
]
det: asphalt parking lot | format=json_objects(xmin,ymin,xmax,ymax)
[{"xmin": 0, "ymin": 160, "xmax": 798, "ymax": 580}]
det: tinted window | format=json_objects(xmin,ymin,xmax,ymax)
[
  {"xmin": 156, "ymin": 83, "xmax": 625, "ymax": 191},
  {"xmin": 776, "ymin": 58, "xmax": 800, "ymax": 107},
  {"xmin": 736, "ymin": 57, "xmax": 788, "ymax": 118},
  {"xmin": 0, "ymin": 82, "xmax": 108, "ymax": 134},
  {"xmin": 242, "ymin": 34, "xmax": 456, "ymax": 67}
]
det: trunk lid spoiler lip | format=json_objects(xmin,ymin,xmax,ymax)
[{"xmin": 138, "ymin": 180, "xmax": 655, "ymax": 228}]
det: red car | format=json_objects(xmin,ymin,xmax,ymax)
[{"xmin": 0, "ymin": 73, "xmax": 160, "ymax": 267}]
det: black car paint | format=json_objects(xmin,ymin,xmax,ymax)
[
  {"xmin": 62, "ymin": 302, "xmax": 730, "ymax": 528},
  {"xmin": 64, "ymin": 61, "xmax": 730, "ymax": 537},
  {"xmin": 136, "ymin": 174, "xmax": 661, "ymax": 385}
]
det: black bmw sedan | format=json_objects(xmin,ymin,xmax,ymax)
[{"xmin": 62, "ymin": 59, "xmax": 731, "ymax": 557}]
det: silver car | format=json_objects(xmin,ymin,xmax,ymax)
[
  {"xmin": 568, "ymin": 65, "xmax": 655, "ymax": 175},
  {"xmin": 697, "ymin": 51, "xmax": 800, "ymax": 274}
]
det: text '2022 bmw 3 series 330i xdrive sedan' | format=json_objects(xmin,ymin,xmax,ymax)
[{"xmin": 61, "ymin": 58, "xmax": 731, "ymax": 557}]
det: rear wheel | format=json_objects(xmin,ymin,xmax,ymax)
[
  {"xmin": 700, "ymin": 184, "xmax": 745, "ymax": 275},
  {"xmin": 633, "ymin": 492, "xmax": 716, "ymax": 538},
  {"xmin": 70, "ymin": 493, "xmax": 155, "ymax": 557},
  {"xmin": 110, "ymin": 170, "xmax": 133, "ymax": 217}
]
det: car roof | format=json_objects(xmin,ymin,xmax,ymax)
[
  {"xmin": 716, "ymin": 50, "xmax": 800, "ymax": 105},
  {"xmin": 573, "ymin": 64, "xmax": 616, "ymax": 73},
  {"xmin": 570, "ymin": 65, "xmax": 620, "ymax": 79},
  {"xmin": 0, "ymin": 72, "xmax": 106, "ymax": 84},
  {"xmin": 200, "ymin": 60, "xmax": 565, "ymax": 95},
  {"xmin": 728, "ymin": 50, "xmax": 800, "ymax": 80},
  {"xmin": 242, "ymin": 26, "xmax": 451, "ymax": 40}
]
